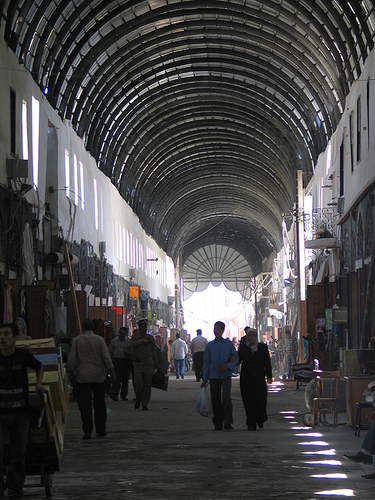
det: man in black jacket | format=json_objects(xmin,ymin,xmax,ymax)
[{"xmin": 0, "ymin": 323, "xmax": 45, "ymax": 500}]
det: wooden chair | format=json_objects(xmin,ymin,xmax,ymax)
[{"xmin": 313, "ymin": 371, "xmax": 341, "ymax": 427}]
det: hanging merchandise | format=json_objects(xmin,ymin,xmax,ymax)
[{"xmin": 22, "ymin": 222, "xmax": 34, "ymax": 285}]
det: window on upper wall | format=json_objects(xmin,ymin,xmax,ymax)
[
  {"xmin": 22, "ymin": 100, "xmax": 28, "ymax": 160},
  {"xmin": 79, "ymin": 161, "xmax": 85, "ymax": 210},
  {"xmin": 10, "ymin": 88, "xmax": 16, "ymax": 155},
  {"xmin": 339, "ymin": 138, "xmax": 344, "ymax": 197},
  {"xmin": 126, "ymin": 230, "xmax": 130, "ymax": 264},
  {"xmin": 167, "ymin": 257, "xmax": 174, "ymax": 290},
  {"xmin": 122, "ymin": 228, "xmax": 126, "ymax": 262},
  {"xmin": 129, "ymin": 232, "xmax": 133, "ymax": 267},
  {"xmin": 367, "ymin": 80, "xmax": 370, "ymax": 148},
  {"xmin": 64, "ymin": 149, "xmax": 70, "ymax": 198},
  {"xmin": 118, "ymin": 224, "xmax": 123, "ymax": 262},
  {"xmin": 139, "ymin": 242, "xmax": 143, "ymax": 270},
  {"xmin": 134, "ymin": 238, "xmax": 138, "ymax": 268},
  {"xmin": 159, "ymin": 258, "xmax": 165, "ymax": 286},
  {"xmin": 133, "ymin": 237, "xmax": 137, "ymax": 268},
  {"xmin": 349, "ymin": 112, "xmax": 354, "ymax": 173},
  {"xmin": 93, "ymin": 179, "xmax": 98, "ymax": 230},
  {"xmin": 73, "ymin": 155, "xmax": 79, "ymax": 205},
  {"xmin": 100, "ymin": 190, "xmax": 104, "ymax": 232},
  {"xmin": 325, "ymin": 141, "xmax": 331, "ymax": 175},
  {"xmin": 31, "ymin": 97, "xmax": 40, "ymax": 189},
  {"xmin": 357, "ymin": 96, "xmax": 361, "ymax": 163}
]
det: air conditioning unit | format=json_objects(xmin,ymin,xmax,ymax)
[
  {"xmin": 99, "ymin": 241, "xmax": 106, "ymax": 254},
  {"xmin": 129, "ymin": 268, "xmax": 136, "ymax": 278},
  {"xmin": 6, "ymin": 158, "xmax": 28, "ymax": 178}
]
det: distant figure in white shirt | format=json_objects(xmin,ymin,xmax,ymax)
[
  {"xmin": 190, "ymin": 329, "xmax": 208, "ymax": 382},
  {"xmin": 170, "ymin": 333, "xmax": 189, "ymax": 379}
]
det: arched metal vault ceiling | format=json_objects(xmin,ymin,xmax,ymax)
[{"xmin": 3, "ymin": 0, "xmax": 375, "ymax": 279}]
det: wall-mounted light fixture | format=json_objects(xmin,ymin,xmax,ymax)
[
  {"xmin": 68, "ymin": 253, "xmax": 78, "ymax": 265},
  {"xmin": 46, "ymin": 251, "xmax": 78, "ymax": 265},
  {"xmin": 147, "ymin": 257, "xmax": 158, "ymax": 262},
  {"xmin": 46, "ymin": 252, "xmax": 64, "ymax": 265}
]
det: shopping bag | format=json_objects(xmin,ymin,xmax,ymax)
[
  {"xmin": 151, "ymin": 371, "xmax": 169, "ymax": 391},
  {"xmin": 197, "ymin": 385, "xmax": 213, "ymax": 417}
]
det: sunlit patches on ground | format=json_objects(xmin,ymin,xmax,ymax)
[
  {"xmin": 299, "ymin": 441, "xmax": 330, "ymax": 446},
  {"xmin": 314, "ymin": 489, "xmax": 354, "ymax": 497},
  {"xmin": 303, "ymin": 449, "xmax": 336, "ymax": 456},
  {"xmin": 305, "ymin": 460, "xmax": 341, "ymax": 466},
  {"xmin": 311, "ymin": 473, "xmax": 347, "ymax": 479},
  {"xmin": 296, "ymin": 433, "xmax": 323, "ymax": 437}
]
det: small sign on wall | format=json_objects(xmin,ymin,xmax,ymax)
[{"xmin": 130, "ymin": 286, "xmax": 139, "ymax": 299}]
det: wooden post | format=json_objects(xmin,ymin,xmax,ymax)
[{"xmin": 63, "ymin": 243, "xmax": 82, "ymax": 336}]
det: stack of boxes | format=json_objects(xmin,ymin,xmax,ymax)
[{"xmin": 17, "ymin": 338, "xmax": 69, "ymax": 471}]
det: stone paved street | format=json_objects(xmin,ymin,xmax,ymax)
[{"xmin": 22, "ymin": 374, "xmax": 375, "ymax": 499}]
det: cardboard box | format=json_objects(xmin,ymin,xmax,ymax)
[
  {"xmin": 16, "ymin": 338, "xmax": 57, "ymax": 349},
  {"xmin": 29, "ymin": 369, "xmax": 69, "ymax": 415}
]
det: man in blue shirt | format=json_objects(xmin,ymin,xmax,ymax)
[{"xmin": 202, "ymin": 321, "xmax": 238, "ymax": 431}]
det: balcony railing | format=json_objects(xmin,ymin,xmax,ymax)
[
  {"xmin": 304, "ymin": 208, "xmax": 339, "ymax": 250},
  {"xmin": 304, "ymin": 208, "xmax": 336, "ymax": 239}
]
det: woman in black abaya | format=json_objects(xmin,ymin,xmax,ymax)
[{"xmin": 238, "ymin": 327, "xmax": 272, "ymax": 430}]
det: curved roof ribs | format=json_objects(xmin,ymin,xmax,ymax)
[{"xmin": 2, "ymin": 0, "xmax": 374, "ymax": 278}]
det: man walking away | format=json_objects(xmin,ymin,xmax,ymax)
[
  {"xmin": 202, "ymin": 321, "xmax": 238, "ymax": 431},
  {"xmin": 190, "ymin": 329, "xmax": 208, "ymax": 381},
  {"xmin": 67, "ymin": 318, "xmax": 115, "ymax": 440},
  {"xmin": 109, "ymin": 326, "xmax": 132, "ymax": 401},
  {"xmin": 170, "ymin": 333, "xmax": 188, "ymax": 379},
  {"xmin": 130, "ymin": 318, "xmax": 161, "ymax": 410}
]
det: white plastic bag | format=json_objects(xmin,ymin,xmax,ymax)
[{"xmin": 197, "ymin": 385, "xmax": 213, "ymax": 417}]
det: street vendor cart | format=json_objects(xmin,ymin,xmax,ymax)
[{"xmin": 3, "ymin": 338, "xmax": 69, "ymax": 497}]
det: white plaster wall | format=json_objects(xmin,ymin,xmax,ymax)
[
  {"xmin": 271, "ymin": 48, "xmax": 375, "ymax": 290},
  {"xmin": 0, "ymin": 38, "xmax": 174, "ymax": 302},
  {"xmin": 311, "ymin": 49, "xmax": 375, "ymax": 212}
]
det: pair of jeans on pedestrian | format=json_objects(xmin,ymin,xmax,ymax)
[
  {"xmin": 0, "ymin": 412, "xmax": 29, "ymax": 496},
  {"xmin": 174, "ymin": 358, "xmax": 185, "ymax": 378},
  {"xmin": 210, "ymin": 377, "xmax": 233, "ymax": 428}
]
